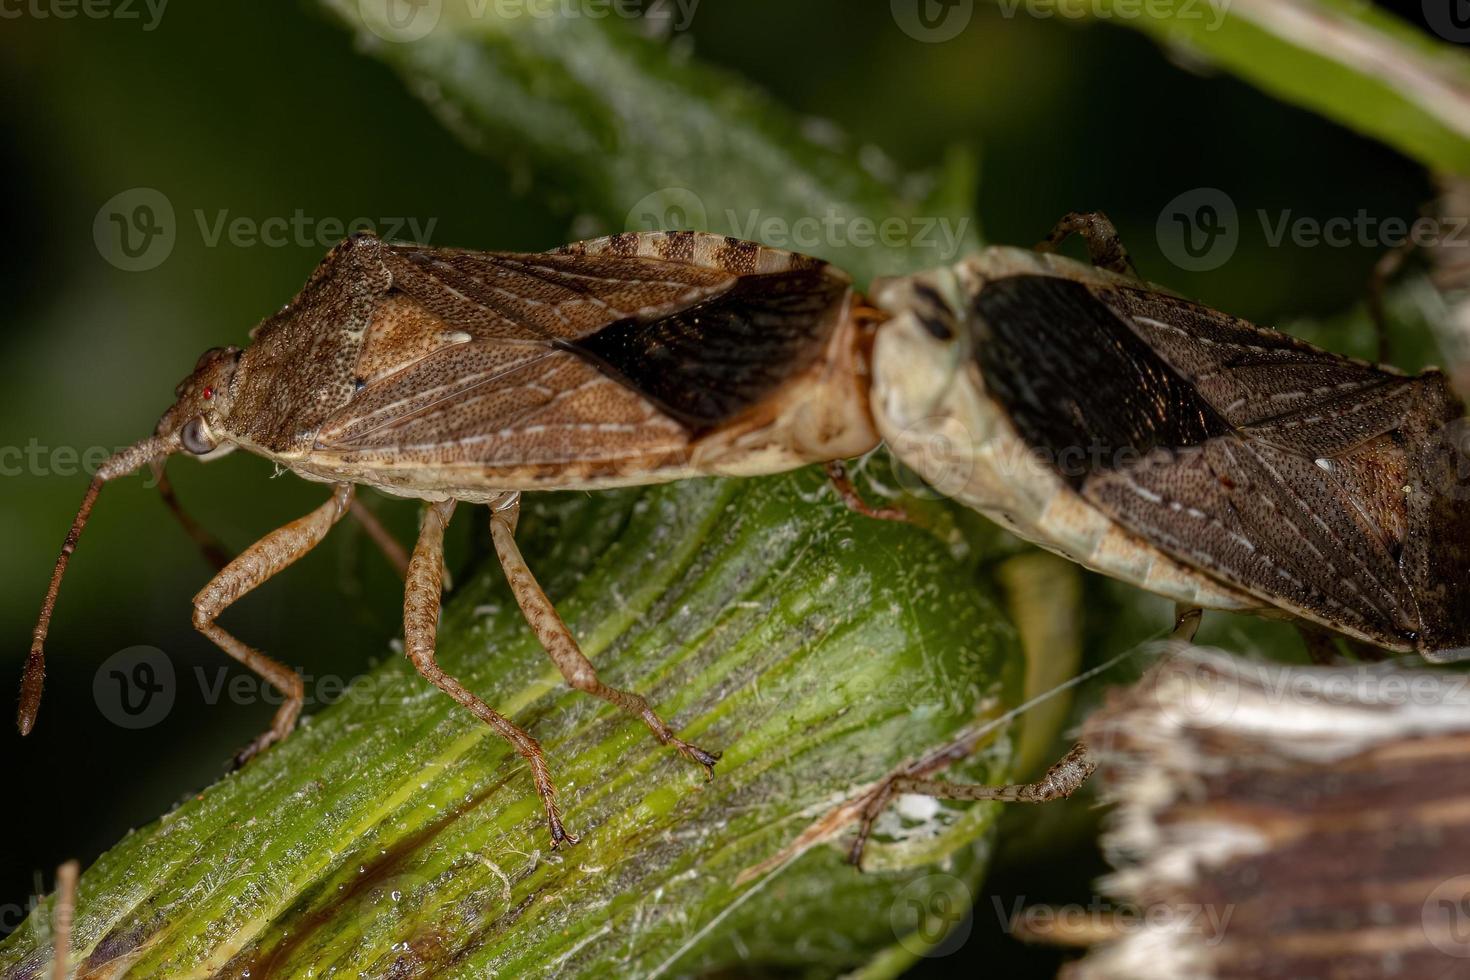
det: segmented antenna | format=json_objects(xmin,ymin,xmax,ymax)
[{"xmin": 18, "ymin": 435, "xmax": 176, "ymax": 735}]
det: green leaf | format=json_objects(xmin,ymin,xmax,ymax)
[
  {"xmin": 1068, "ymin": 0, "xmax": 1470, "ymax": 174},
  {"xmin": 0, "ymin": 473, "xmax": 1021, "ymax": 976},
  {"xmin": 320, "ymin": 0, "xmax": 982, "ymax": 282}
]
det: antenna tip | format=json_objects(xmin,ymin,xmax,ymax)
[{"xmin": 18, "ymin": 655, "xmax": 43, "ymax": 736}]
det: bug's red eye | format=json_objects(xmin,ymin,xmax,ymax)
[{"xmin": 203, "ymin": 386, "xmax": 214, "ymax": 400}]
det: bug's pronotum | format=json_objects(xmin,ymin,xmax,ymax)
[{"xmin": 22, "ymin": 218, "xmax": 1470, "ymax": 847}]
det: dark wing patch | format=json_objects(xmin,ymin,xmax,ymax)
[
  {"xmin": 971, "ymin": 273, "xmax": 1470, "ymax": 653},
  {"xmin": 315, "ymin": 239, "xmax": 851, "ymax": 457},
  {"xmin": 565, "ymin": 267, "xmax": 850, "ymax": 429},
  {"xmin": 971, "ymin": 275, "xmax": 1230, "ymax": 486}
]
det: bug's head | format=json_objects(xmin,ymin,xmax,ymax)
[
  {"xmin": 155, "ymin": 345, "xmax": 244, "ymax": 461},
  {"xmin": 867, "ymin": 266, "xmax": 970, "ymax": 431}
]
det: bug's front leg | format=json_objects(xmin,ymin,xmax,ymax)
[
  {"xmin": 402, "ymin": 498, "xmax": 575, "ymax": 849},
  {"xmin": 489, "ymin": 496, "xmax": 722, "ymax": 777},
  {"xmin": 1036, "ymin": 210, "xmax": 1138, "ymax": 278},
  {"xmin": 848, "ymin": 743, "xmax": 1097, "ymax": 868},
  {"xmin": 847, "ymin": 605, "xmax": 1204, "ymax": 869},
  {"xmin": 192, "ymin": 483, "xmax": 353, "ymax": 766},
  {"xmin": 824, "ymin": 460, "xmax": 909, "ymax": 523}
]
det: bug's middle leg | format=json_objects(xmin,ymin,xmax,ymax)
[
  {"xmin": 489, "ymin": 496, "xmax": 721, "ymax": 776},
  {"xmin": 193, "ymin": 482, "xmax": 354, "ymax": 766},
  {"xmin": 1036, "ymin": 210, "xmax": 1138, "ymax": 278},
  {"xmin": 402, "ymin": 498, "xmax": 574, "ymax": 847}
]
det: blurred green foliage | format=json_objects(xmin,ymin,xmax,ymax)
[{"xmin": 0, "ymin": 0, "xmax": 1457, "ymax": 975}]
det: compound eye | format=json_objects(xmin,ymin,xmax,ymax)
[
  {"xmin": 180, "ymin": 416, "xmax": 217, "ymax": 455},
  {"xmin": 919, "ymin": 314, "xmax": 956, "ymax": 341}
]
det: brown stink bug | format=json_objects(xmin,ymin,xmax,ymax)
[
  {"xmin": 847, "ymin": 212, "xmax": 1470, "ymax": 862},
  {"xmin": 871, "ymin": 212, "xmax": 1470, "ymax": 661},
  {"xmin": 20, "ymin": 230, "xmax": 884, "ymax": 847}
]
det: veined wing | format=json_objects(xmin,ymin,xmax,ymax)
[
  {"xmin": 971, "ymin": 272, "xmax": 1470, "ymax": 652},
  {"xmin": 314, "ymin": 232, "xmax": 853, "ymax": 468}
]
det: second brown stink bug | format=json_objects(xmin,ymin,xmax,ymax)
[
  {"xmin": 839, "ymin": 213, "xmax": 1470, "ymax": 862},
  {"xmin": 20, "ymin": 230, "xmax": 883, "ymax": 846},
  {"xmin": 870, "ymin": 212, "xmax": 1470, "ymax": 661}
]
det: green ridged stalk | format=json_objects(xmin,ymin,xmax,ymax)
[{"xmin": 0, "ymin": 472, "xmax": 1021, "ymax": 977}]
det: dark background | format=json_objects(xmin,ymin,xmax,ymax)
[{"xmin": 0, "ymin": 0, "xmax": 1446, "ymax": 972}]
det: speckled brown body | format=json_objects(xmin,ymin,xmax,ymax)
[
  {"xmin": 19, "ymin": 229, "xmax": 886, "ymax": 846},
  {"xmin": 203, "ymin": 230, "xmax": 879, "ymax": 502},
  {"xmin": 870, "ymin": 242, "xmax": 1470, "ymax": 660}
]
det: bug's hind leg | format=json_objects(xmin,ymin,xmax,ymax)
[
  {"xmin": 1036, "ymin": 211, "xmax": 1138, "ymax": 278},
  {"xmin": 402, "ymin": 498, "xmax": 575, "ymax": 849},
  {"xmin": 193, "ymin": 483, "xmax": 354, "ymax": 767},
  {"xmin": 349, "ymin": 497, "xmax": 411, "ymax": 580},
  {"xmin": 489, "ymin": 496, "xmax": 722, "ymax": 777}
]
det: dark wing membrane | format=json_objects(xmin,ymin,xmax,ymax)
[
  {"xmin": 971, "ymin": 274, "xmax": 1230, "ymax": 488},
  {"xmin": 315, "ymin": 236, "xmax": 851, "ymax": 456},
  {"xmin": 972, "ymin": 274, "xmax": 1468, "ymax": 651},
  {"xmin": 566, "ymin": 266, "xmax": 850, "ymax": 428}
]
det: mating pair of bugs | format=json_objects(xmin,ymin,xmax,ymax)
[{"xmin": 21, "ymin": 213, "xmax": 1470, "ymax": 847}]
